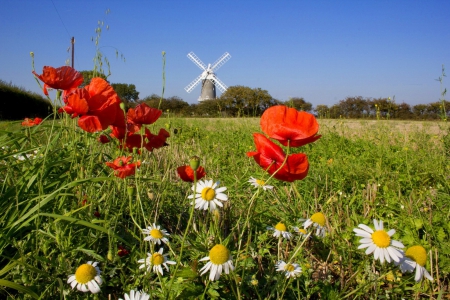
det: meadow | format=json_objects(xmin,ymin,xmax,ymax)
[{"xmin": 0, "ymin": 109, "xmax": 449, "ymax": 299}]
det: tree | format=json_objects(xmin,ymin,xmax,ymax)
[
  {"xmin": 111, "ymin": 83, "xmax": 139, "ymax": 103},
  {"xmin": 285, "ymin": 97, "xmax": 312, "ymax": 112},
  {"xmin": 314, "ymin": 105, "xmax": 329, "ymax": 118},
  {"xmin": 339, "ymin": 96, "xmax": 370, "ymax": 118},
  {"xmin": 396, "ymin": 102, "xmax": 413, "ymax": 119},
  {"xmin": 220, "ymin": 85, "xmax": 276, "ymax": 117}
]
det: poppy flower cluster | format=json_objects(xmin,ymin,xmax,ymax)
[
  {"xmin": 21, "ymin": 117, "xmax": 43, "ymax": 127},
  {"xmin": 33, "ymin": 65, "xmax": 170, "ymax": 179},
  {"xmin": 247, "ymin": 105, "xmax": 320, "ymax": 182}
]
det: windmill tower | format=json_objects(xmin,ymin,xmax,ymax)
[{"xmin": 185, "ymin": 52, "xmax": 231, "ymax": 102}]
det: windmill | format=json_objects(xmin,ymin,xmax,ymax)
[{"xmin": 184, "ymin": 52, "xmax": 231, "ymax": 102}]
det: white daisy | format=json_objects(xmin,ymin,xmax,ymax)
[
  {"xmin": 353, "ymin": 219, "xmax": 404, "ymax": 264},
  {"xmin": 248, "ymin": 177, "xmax": 273, "ymax": 191},
  {"xmin": 188, "ymin": 179, "xmax": 228, "ymax": 211},
  {"xmin": 199, "ymin": 244, "xmax": 234, "ymax": 281},
  {"xmin": 67, "ymin": 261, "xmax": 102, "ymax": 294},
  {"xmin": 267, "ymin": 222, "xmax": 292, "ymax": 240},
  {"xmin": 293, "ymin": 227, "xmax": 309, "ymax": 238},
  {"xmin": 275, "ymin": 260, "xmax": 302, "ymax": 278},
  {"xmin": 142, "ymin": 223, "xmax": 170, "ymax": 245},
  {"xmin": 397, "ymin": 246, "xmax": 433, "ymax": 282},
  {"xmin": 302, "ymin": 212, "xmax": 327, "ymax": 237},
  {"xmin": 138, "ymin": 248, "xmax": 176, "ymax": 275},
  {"xmin": 119, "ymin": 290, "xmax": 150, "ymax": 300}
]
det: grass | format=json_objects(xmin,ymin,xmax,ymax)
[{"xmin": 0, "ymin": 115, "xmax": 449, "ymax": 299}]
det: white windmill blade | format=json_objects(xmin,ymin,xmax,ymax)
[
  {"xmin": 185, "ymin": 74, "xmax": 203, "ymax": 93},
  {"xmin": 211, "ymin": 52, "xmax": 231, "ymax": 72},
  {"xmin": 187, "ymin": 52, "xmax": 207, "ymax": 71},
  {"xmin": 209, "ymin": 75, "xmax": 228, "ymax": 93}
]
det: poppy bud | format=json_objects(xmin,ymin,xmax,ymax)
[
  {"xmin": 120, "ymin": 102, "xmax": 126, "ymax": 112},
  {"xmin": 189, "ymin": 156, "xmax": 200, "ymax": 171},
  {"xmin": 30, "ymin": 52, "xmax": 34, "ymax": 57},
  {"xmin": 107, "ymin": 249, "xmax": 113, "ymax": 261},
  {"xmin": 127, "ymin": 185, "xmax": 135, "ymax": 197}
]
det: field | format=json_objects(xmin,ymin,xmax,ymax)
[{"xmin": 0, "ymin": 115, "xmax": 449, "ymax": 299}]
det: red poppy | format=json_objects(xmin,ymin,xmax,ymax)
[
  {"xmin": 21, "ymin": 117, "xmax": 43, "ymax": 127},
  {"xmin": 59, "ymin": 78, "xmax": 124, "ymax": 133},
  {"xmin": 32, "ymin": 66, "xmax": 83, "ymax": 95},
  {"xmin": 105, "ymin": 156, "xmax": 141, "ymax": 179},
  {"xmin": 94, "ymin": 210, "xmax": 101, "ymax": 218},
  {"xmin": 127, "ymin": 103, "xmax": 162, "ymax": 131},
  {"xmin": 98, "ymin": 134, "xmax": 110, "ymax": 144},
  {"xmin": 260, "ymin": 105, "xmax": 321, "ymax": 147},
  {"xmin": 117, "ymin": 246, "xmax": 129, "ymax": 257},
  {"xmin": 144, "ymin": 128, "xmax": 170, "ymax": 152},
  {"xmin": 247, "ymin": 133, "xmax": 309, "ymax": 182},
  {"xmin": 177, "ymin": 165, "xmax": 206, "ymax": 182}
]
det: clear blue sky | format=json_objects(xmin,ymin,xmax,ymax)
[{"xmin": 1, "ymin": 0, "xmax": 449, "ymax": 106}]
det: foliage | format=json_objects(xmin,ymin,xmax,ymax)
[
  {"xmin": 78, "ymin": 70, "xmax": 108, "ymax": 88},
  {"xmin": 0, "ymin": 80, "xmax": 52, "ymax": 120},
  {"xmin": 285, "ymin": 97, "xmax": 313, "ymax": 112},
  {"xmin": 111, "ymin": 83, "xmax": 139, "ymax": 108}
]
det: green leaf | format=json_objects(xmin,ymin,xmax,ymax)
[{"xmin": 0, "ymin": 279, "xmax": 39, "ymax": 299}]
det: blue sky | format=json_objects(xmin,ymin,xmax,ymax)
[{"xmin": 1, "ymin": 0, "xmax": 449, "ymax": 106}]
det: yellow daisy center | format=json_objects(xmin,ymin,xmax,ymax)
[
  {"xmin": 75, "ymin": 264, "xmax": 97, "ymax": 284},
  {"xmin": 405, "ymin": 245, "xmax": 427, "ymax": 267},
  {"xmin": 284, "ymin": 264, "xmax": 295, "ymax": 272},
  {"xmin": 152, "ymin": 253, "xmax": 164, "ymax": 266},
  {"xmin": 275, "ymin": 222, "xmax": 287, "ymax": 231},
  {"xmin": 371, "ymin": 230, "xmax": 391, "ymax": 248},
  {"xmin": 298, "ymin": 228, "xmax": 307, "ymax": 234},
  {"xmin": 201, "ymin": 187, "xmax": 216, "ymax": 201},
  {"xmin": 150, "ymin": 229, "xmax": 163, "ymax": 239},
  {"xmin": 310, "ymin": 212, "xmax": 326, "ymax": 226},
  {"xmin": 209, "ymin": 244, "xmax": 230, "ymax": 265},
  {"xmin": 256, "ymin": 179, "xmax": 265, "ymax": 186}
]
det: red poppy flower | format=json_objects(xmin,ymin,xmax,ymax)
[
  {"xmin": 177, "ymin": 165, "xmax": 206, "ymax": 182},
  {"xmin": 144, "ymin": 128, "xmax": 170, "ymax": 152},
  {"xmin": 21, "ymin": 117, "xmax": 43, "ymax": 127},
  {"xmin": 260, "ymin": 105, "xmax": 321, "ymax": 147},
  {"xmin": 247, "ymin": 133, "xmax": 309, "ymax": 182},
  {"xmin": 98, "ymin": 134, "xmax": 110, "ymax": 144},
  {"xmin": 32, "ymin": 66, "xmax": 83, "ymax": 96},
  {"xmin": 117, "ymin": 246, "xmax": 129, "ymax": 257},
  {"xmin": 105, "ymin": 156, "xmax": 141, "ymax": 179},
  {"xmin": 127, "ymin": 103, "xmax": 162, "ymax": 132},
  {"xmin": 59, "ymin": 78, "xmax": 124, "ymax": 133}
]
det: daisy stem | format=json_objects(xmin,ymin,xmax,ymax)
[{"xmin": 287, "ymin": 232, "xmax": 312, "ymax": 264}]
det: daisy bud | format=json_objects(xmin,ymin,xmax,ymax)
[
  {"xmin": 107, "ymin": 250, "xmax": 114, "ymax": 261},
  {"xmin": 189, "ymin": 156, "xmax": 200, "ymax": 171}
]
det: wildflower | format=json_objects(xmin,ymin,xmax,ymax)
[
  {"xmin": 247, "ymin": 133, "xmax": 309, "ymax": 182},
  {"xmin": 105, "ymin": 156, "xmax": 141, "ymax": 179},
  {"xmin": 177, "ymin": 165, "xmax": 206, "ymax": 182},
  {"xmin": 32, "ymin": 65, "xmax": 83, "ymax": 95},
  {"xmin": 67, "ymin": 261, "xmax": 102, "ymax": 294},
  {"xmin": 144, "ymin": 128, "xmax": 170, "ymax": 152},
  {"xmin": 127, "ymin": 103, "xmax": 162, "ymax": 131},
  {"xmin": 275, "ymin": 260, "xmax": 302, "ymax": 278},
  {"xmin": 293, "ymin": 227, "xmax": 309, "ymax": 238},
  {"xmin": 248, "ymin": 176, "xmax": 273, "ymax": 190},
  {"xmin": 117, "ymin": 246, "xmax": 129, "ymax": 257},
  {"xmin": 98, "ymin": 134, "xmax": 110, "ymax": 144},
  {"xmin": 199, "ymin": 244, "xmax": 234, "ymax": 281},
  {"xmin": 138, "ymin": 248, "xmax": 175, "ymax": 275},
  {"xmin": 59, "ymin": 77, "xmax": 125, "ymax": 133},
  {"xmin": 142, "ymin": 223, "xmax": 170, "ymax": 245},
  {"xmin": 21, "ymin": 117, "xmax": 42, "ymax": 127},
  {"xmin": 353, "ymin": 219, "xmax": 404, "ymax": 264},
  {"xmin": 267, "ymin": 222, "xmax": 292, "ymax": 240},
  {"xmin": 303, "ymin": 212, "xmax": 327, "ymax": 237},
  {"xmin": 397, "ymin": 246, "xmax": 433, "ymax": 282},
  {"xmin": 119, "ymin": 290, "xmax": 150, "ymax": 300},
  {"xmin": 188, "ymin": 179, "xmax": 228, "ymax": 211},
  {"xmin": 260, "ymin": 105, "xmax": 321, "ymax": 147}
]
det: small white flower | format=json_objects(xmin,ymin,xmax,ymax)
[
  {"xmin": 67, "ymin": 261, "xmax": 102, "ymax": 294},
  {"xmin": 138, "ymin": 248, "xmax": 176, "ymax": 275},
  {"xmin": 188, "ymin": 179, "xmax": 228, "ymax": 211},
  {"xmin": 142, "ymin": 223, "xmax": 170, "ymax": 245},
  {"xmin": 276, "ymin": 260, "xmax": 302, "ymax": 278},
  {"xmin": 267, "ymin": 222, "xmax": 292, "ymax": 240},
  {"xmin": 248, "ymin": 177, "xmax": 273, "ymax": 191},
  {"xmin": 353, "ymin": 219, "xmax": 404, "ymax": 264},
  {"xmin": 199, "ymin": 244, "xmax": 234, "ymax": 281},
  {"xmin": 119, "ymin": 290, "xmax": 150, "ymax": 300},
  {"xmin": 396, "ymin": 246, "xmax": 433, "ymax": 282},
  {"xmin": 302, "ymin": 212, "xmax": 327, "ymax": 237}
]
